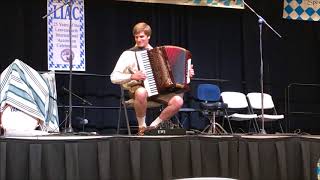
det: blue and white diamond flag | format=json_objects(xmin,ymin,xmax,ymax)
[
  {"xmin": 47, "ymin": 0, "xmax": 86, "ymax": 71},
  {"xmin": 117, "ymin": 0, "xmax": 244, "ymax": 9},
  {"xmin": 283, "ymin": 0, "xmax": 320, "ymax": 21}
]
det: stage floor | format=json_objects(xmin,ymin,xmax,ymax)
[
  {"xmin": 3, "ymin": 133, "xmax": 320, "ymax": 140},
  {"xmin": 1, "ymin": 134, "xmax": 319, "ymax": 180}
]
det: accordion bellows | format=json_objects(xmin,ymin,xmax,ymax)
[{"xmin": 138, "ymin": 45, "xmax": 192, "ymax": 96}]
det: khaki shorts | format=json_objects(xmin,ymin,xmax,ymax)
[{"xmin": 127, "ymin": 84, "xmax": 183, "ymax": 105}]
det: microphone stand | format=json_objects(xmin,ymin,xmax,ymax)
[
  {"xmin": 62, "ymin": 87, "xmax": 93, "ymax": 132},
  {"xmin": 62, "ymin": 87, "xmax": 93, "ymax": 107},
  {"xmin": 43, "ymin": 0, "xmax": 75, "ymax": 133},
  {"xmin": 243, "ymin": 1, "xmax": 282, "ymax": 134}
]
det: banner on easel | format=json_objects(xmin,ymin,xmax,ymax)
[
  {"xmin": 283, "ymin": 0, "xmax": 320, "ymax": 21},
  {"xmin": 47, "ymin": 0, "xmax": 86, "ymax": 71},
  {"xmin": 117, "ymin": 0, "xmax": 244, "ymax": 9}
]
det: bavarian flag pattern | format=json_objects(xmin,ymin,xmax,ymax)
[
  {"xmin": 117, "ymin": 0, "xmax": 244, "ymax": 9},
  {"xmin": 283, "ymin": 0, "xmax": 320, "ymax": 21}
]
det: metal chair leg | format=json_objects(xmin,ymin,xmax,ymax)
[
  {"xmin": 117, "ymin": 97, "xmax": 122, "ymax": 134},
  {"xmin": 202, "ymin": 112, "xmax": 228, "ymax": 134},
  {"xmin": 122, "ymin": 101, "xmax": 131, "ymax": 135},
  {"xmin": 117, "ymin": 87, "xmax": 131, "ymax": 135}
]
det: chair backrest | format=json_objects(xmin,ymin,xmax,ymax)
[
  {"xmin": 197, "ymin": 84, "xmax": 221, "ymax": 102},
  {"xmin": 221, "ymin": 92, "xmax": 249, "ymax": 109},
  {"xmin": 247, "ymin": 92, "xmax": 275, "ymax": 109}
]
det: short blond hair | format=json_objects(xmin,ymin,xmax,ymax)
[{"xmin": 132, "ymin": 22, "xmax": 152, "ymax": 37}]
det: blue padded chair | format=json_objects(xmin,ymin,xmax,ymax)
[{"xmin": 197, "ymin": 84, "xmax": 231, "ymax": 134}]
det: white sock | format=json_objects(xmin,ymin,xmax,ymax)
[
  {"xmin": 137, "ymin": 116, "xmax": 146, "ymax": 128},
  {"xmin": 150, "ymin": 117, "xmax": 163, "ymax": 127}
]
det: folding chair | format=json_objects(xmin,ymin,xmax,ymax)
[
  {"xmin": 221, "ymin": 91, "xmax": 258, "ymax": 133},
  {"xmin": 117, "ymin": 86, "xmax": 163, "ymax": 135},
  {"xmin": 247, "ymin": 92, "xmax": 284, "ymax": 133}
]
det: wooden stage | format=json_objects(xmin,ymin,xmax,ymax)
[{"xmin": 0, "ymin": 134, "xmax": 320, "ymax": 180}]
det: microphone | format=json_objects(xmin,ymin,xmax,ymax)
[
  {"xmin": 75, "ymin": 117, "xmax": 89, "ymax": 125},
  {"xmin": 75, "ymin": 117, "xmax": 88, "ymax": 133},
  {"xmin": 80, "ymin": 119, "xmax": 88, "ymax": 125}
]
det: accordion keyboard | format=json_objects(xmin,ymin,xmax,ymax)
[{"xmin": 135, "ymin": 50, "xmax": 159, "ymax": 97}]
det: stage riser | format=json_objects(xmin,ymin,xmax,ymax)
[{"xmin": 0, "ymin": 136, "xmax": 319, "ymax": 180}]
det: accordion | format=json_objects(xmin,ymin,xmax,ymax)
[{"xmin": 135, "ymin": 45, "xmax": 192, "ymax": 97}]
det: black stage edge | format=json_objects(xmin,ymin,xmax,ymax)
[{"xmin": 0, "ymin": 134, "xmax": 320, "ymax": 180}]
